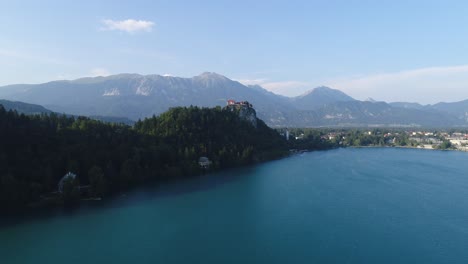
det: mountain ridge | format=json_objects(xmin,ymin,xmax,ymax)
[{"xmin": 1, "ymin": 72, "xmax": 468, "ymax": 127}]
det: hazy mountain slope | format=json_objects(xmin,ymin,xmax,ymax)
[
  {"xmin": 287, "ymin": 101, "xmax": 462, "ymax": 127},
  {"xmin": 324, "ymin": 101, "xmax": 460, "ymax": 127},
  {"xmin": 389, "ymin": 102, "xmax": 425, "ymax": 110},
  {"xmin": 0, "ymin": 99, "xmax": 134, "ymax": 124},
  {"xmin": 0, "ymin": 99, "xmax": 52, "ymax": 114},
  {"xmin": 431, "ymin": 99, "xmax": 468, "ymax": 122}
]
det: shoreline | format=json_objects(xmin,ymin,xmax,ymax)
[
  {"xmin": 3, "ymin": 144, "xmax": 463, "ymax": 219},
  {"xmin": 2, "ymin": 145, "xmax": 464, "ymax": 225},
  {"xmin": 348, "ymin": 145, "xmax": 466, "ymax": 152},
  {"xmin": 2, "ymin": 149, "xmax": 290, "ymax": 218}
]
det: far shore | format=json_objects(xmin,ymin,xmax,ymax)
[{"xmin": 349, "ymin": 145, "xmax": 468, "ymax": 152}]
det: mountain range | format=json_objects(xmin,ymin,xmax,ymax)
[{"xmin": 1, "ymin": 72, "xmax": 468, "ymax": 127}]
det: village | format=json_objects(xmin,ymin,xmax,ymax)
[
  {"xmin": 332, "ymin": 130, "xmax": 468, "ymax": 151},
  {"xmin": 282, "ymin": 128, "xmax": 468, "ymax": 151}
]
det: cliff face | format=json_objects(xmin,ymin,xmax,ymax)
[
  {"xmin": 238, "ymin": 106, "xmax": 258, "ymax": 128},
  {"xmin": 226, "ymin": 105, "xmax": 258, "ymax": 128}
]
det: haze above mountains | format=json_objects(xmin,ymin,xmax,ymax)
[{"xmin": 1, "ymin": 72, "xmax": 468, "ymax": 127}]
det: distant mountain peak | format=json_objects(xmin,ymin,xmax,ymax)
[
  {"xmin": 300, "ymin": 86, "xmax": 353, "ymax": 98},
  {"xmin": 196, "ymin": 72, "xmax": 228, "ymax": 80},
  {"xmin": 314, "ymin": 86, "xmax": 334, "ymax": 91},
  {"xmin": 301, "ymin": 86, "xmax": 333, "ymax": 96},
  {"xmin": 293, "ymin": 86, "xmax": 355, "ymax": 111}
]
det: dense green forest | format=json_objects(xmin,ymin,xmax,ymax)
[{"xmin": 0, "ymin": 105, "xmax": 287, "ymax": 211}]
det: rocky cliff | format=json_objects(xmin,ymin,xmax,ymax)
[{"xmin": 225, "ymin": 104, "xmax": 258, "ymax": 128}]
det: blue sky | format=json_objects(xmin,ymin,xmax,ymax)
[{"xmin": 1, "ymin": 0, "xmax": 468, "ymax": 103}]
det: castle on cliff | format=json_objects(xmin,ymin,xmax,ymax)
[
  {"xmin": 226, "ymin": 99, "xmax": 253, "ymax": 108},
  {"xmin": 225, "ymin": 99, "xmax": 257, "ymax": 128}
]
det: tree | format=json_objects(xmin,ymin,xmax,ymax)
[
  {"xmin": 438, "ymin": 140, "xmax": 452, "ymax": 150},
  {"xmin": 119, "ymin": 159, "xmax": 137, "ymax": 188},
  {"xmin": 61, "ymin": 176, "xmax": 80, "ymax": 206},
  {"xmin": 88, "ymin": 166, "xmax": 107, "ymax": 197},
  {"xmin": 353, "ymin": 139, "xmax": 361, "ymax": 146},
  {"xmin": 0, "ymin": 173, "xmax": 22, "ymax": 208}
]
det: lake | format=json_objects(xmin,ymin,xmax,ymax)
[{"xmin": 1, "ymin": 148, "xmax": 468, "ymax": 263}]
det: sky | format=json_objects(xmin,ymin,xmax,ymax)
[{"xmin": 1, "ymin": 0, "xmax": 468, "ymax": 104}]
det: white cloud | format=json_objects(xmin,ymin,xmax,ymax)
[
  {"xmin": 101, "ymin": 19, "xmax": 155, "ymax": 33},
  {"xmin": 327, "ymin": 65, "xmax": 468, "ymax": 104},
  {"xmin": 90, "ymin": 68, "xmax": 111, "ymax": 77}
]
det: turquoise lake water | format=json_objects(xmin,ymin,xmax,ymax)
[{"xmin": 1, "ymin": 148, "xmax": 468, "ymax": 263}]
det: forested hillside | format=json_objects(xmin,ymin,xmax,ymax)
[{"xmin": 0, "ymin": 106, "xmax": 287, "ymax": 211}]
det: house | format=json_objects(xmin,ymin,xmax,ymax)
[
  {"xmin": 58, "ymin": 172, "xmax": 77, "ymax": 193},
  {"xmin": 198, "ymin": 157, "xmax": 212, "ymax": 169}
]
